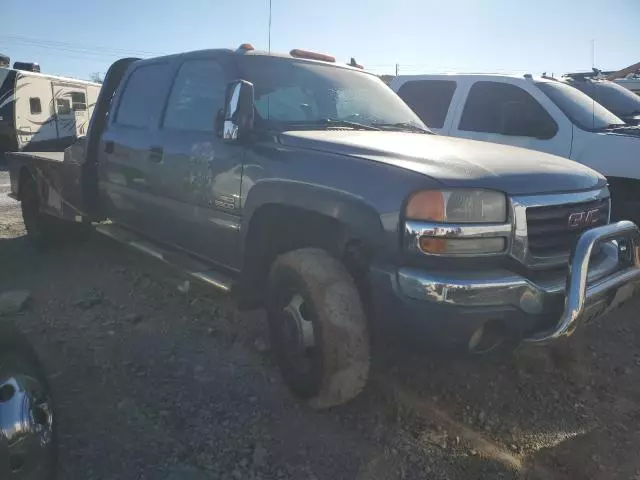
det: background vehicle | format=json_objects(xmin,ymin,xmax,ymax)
[
  {"xmin": 0, "ymin": 319, "xmax": 56, "ymax": 479},
  {"xmin": 392, "ymin": 73, "xmax": 640, "ymax": 222},
  {"xmin": 560, "ymin": 72, "xmax": 640, "ymax": 125},
  {"xmin": 6, "ymin": 47, "xmax": 640, "ymax": 409},
  {"xmin": 615, "ymin": 75, "xmax": 640, "ymax": 96},
  {"xmin": 0, "ymin": 57, "xmax": 100, "ymax": 157},
  {"xmin": 608, "ymin": 63, "xmax": 640, "ymax": 96}
]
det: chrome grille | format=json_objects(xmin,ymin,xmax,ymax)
[
  {"xmin": 526, "ymin": 198, "xmax": 610, "ymax": 256},
  {"xmin": 510, "ymin": 189, "xmax": 611, "ymax": 269}
]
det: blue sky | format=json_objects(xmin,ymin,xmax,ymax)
[{"xmin": 2, "ymin": 0, "xmax": 638, "ymax": 81}]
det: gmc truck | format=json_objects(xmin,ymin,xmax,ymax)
[{"xmin": 6, "ymin": 45, "xmax": 640, "ymax": 409}]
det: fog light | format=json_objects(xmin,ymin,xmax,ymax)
[
  {"xmin": 617, "ymin": 238, "xmax": 634, "ymax": 264},
  {"xmin": 519, "ymin": 288, "xmax": 543, "ymax": 314}
]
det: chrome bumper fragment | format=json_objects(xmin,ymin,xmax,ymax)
[{"xmin": 398, "ymin": 221, "xmax": 640, "ymax": 344}]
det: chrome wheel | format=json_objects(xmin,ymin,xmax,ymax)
[
  {"xmin": 0, "ymin": 357, "xmax": 55, "ymax": 478},
  {"xmin": 281, "ymin": 294, "xmax": 317, "ymax": 374}
]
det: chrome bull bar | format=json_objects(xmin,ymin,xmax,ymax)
[{"xmin": 525, "ymin": 220, "xmax": 640, "ymax": 344}]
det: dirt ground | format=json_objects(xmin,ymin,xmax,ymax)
[{"xmin": 2, "ymin": 165, "xmax": 640, "ymax": 479}]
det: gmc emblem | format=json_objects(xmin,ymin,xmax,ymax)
[{"xmin": 568, "ymin": 209, "xmax": 600, "ymax": 229}]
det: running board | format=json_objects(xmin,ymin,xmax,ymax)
[{"xmin": 95, "ymin": 223, "xmax": 234, "ymax": 293}]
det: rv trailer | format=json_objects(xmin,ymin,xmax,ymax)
[{"xmin": 0, "ymin": 60, "xmax": 101, "ymax": 156}]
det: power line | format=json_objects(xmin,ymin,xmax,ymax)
[
  {"xmin": 0, "ymin": 34, "xmax": 163, "ymax": 59},
  {"xmin": 2, "ymin": 44, "xmax": 126, "ymax": 61},
  {"xmin": 0, "ymin": 34, "xmax": 163, "ymax": 56}
]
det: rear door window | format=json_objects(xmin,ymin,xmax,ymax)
[
  {"xmin": 396, "ymin": 80, "xmax": 457, "ymax": 128},
  {"xmin": 459, "ymin": 81, "xmax": 557, "ymax": 137},
  {"xmin": 115, "ymin": 62, "xmax": 172, "ymax": 129}
]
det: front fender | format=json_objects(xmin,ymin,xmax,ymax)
[
  {"xmin": 572, "ymin": 130, "xmax": 640, "ymax": 180},
  {"xmin": 241, "ymin": 179, "xmax": 387, "ymax": 251}
]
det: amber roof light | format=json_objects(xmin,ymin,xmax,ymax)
[{"xmin": 289, "ymin": 49, "xmax": 336, "ymax": 63}]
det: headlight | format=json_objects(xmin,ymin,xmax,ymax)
[
  {"xmin": 405, "ymin": 189, "xmax": 509, "ymax": 255},
  {"xmin": 406, "ymin": 189, "xmax": 507, "ymax": 223}
]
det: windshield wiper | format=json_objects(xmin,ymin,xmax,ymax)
[
  {"xmin": 281, "ymin": 118, "xmax": 381, "ymax": 131},
  {"xmin": 372, "ymin": 122, "xmax": 431, "ymax": 133}
]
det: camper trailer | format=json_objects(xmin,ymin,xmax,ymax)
[{"xmin": 0, "ymin": 60, "xmax": 100, "ymax": 155}]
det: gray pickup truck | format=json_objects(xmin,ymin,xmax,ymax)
[{"xmin": 6, "ymin": 45, "xmax": 640, "ymax": 408}]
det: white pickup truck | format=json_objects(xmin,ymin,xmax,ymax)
[{"xmin": 391, "ymin": 74, "xmax": 640, "ymax": 222}]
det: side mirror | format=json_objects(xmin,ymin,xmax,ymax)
[{"xmin": 221, "ymin": 80, "xmax": 255, "ymax": 141}]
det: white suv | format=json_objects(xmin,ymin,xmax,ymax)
[{"xmin": 391, "ymin": 73, "xmax": 640, "ymax": 221}]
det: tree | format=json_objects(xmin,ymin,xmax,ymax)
[{"xmin": 89, "ymin": 72, "xmax": 104, "ymax": 84}]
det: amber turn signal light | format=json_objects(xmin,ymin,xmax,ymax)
[
  {"xmin": 406, "ymin": 190, "xmax": 445, "ymax": 221},
  {"xmin": 419, "ymin": 237, "xmax": 447, "ymax": 253}
]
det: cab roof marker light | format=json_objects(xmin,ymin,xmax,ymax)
[
  {"xmin": 289, "ymin": 49, "xmax": 336, "ymax": 63},
  {"xmin": 237, "ymin": 43, "xmax": 255, "ymax": 52}
]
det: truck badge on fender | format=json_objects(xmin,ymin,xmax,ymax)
[{"xmin": 214, "ymin": 194, "xmax": 235, "ymax": 210}]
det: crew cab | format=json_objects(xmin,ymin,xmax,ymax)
[
  {"xmin": 6, "ymin": 47, "xmax": 640, "ymax": 408},
  {"xmin": 392, "ymin": 74, "xmax": 640, "ymax": 222}
]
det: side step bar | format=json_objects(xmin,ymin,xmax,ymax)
[{"xmin": 95, "ymin": 223, "xmax": 234, "ymax": 293}]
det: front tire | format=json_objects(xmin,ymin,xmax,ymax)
[{"xmin": 267, "ymin": 248, "xmax": 370, "ymax": 409}]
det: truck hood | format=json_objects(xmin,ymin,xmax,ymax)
[{"xmin": 278, "ymin": 131, "xmax": 606, "ymax": 195}]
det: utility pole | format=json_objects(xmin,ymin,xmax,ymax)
[
  {"xmin": 268, "ymin": 0, "xmax": 272, "ymax": 53},
  {"xmin": 395, "ymin": 63, "xmax": 399, "ymax": 76}
]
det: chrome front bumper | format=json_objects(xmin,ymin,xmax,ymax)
[{"xmin": 398, "ymin": 221, "xmax": 640, "ymax": 344}]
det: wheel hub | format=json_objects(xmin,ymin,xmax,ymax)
[
  {"xmin": 0, "ymin": 371, "xmax": 54, "ymax": 478},
  {"xmin": 283, "ymin": 294, "xmax": 316, "ymax": 351}
]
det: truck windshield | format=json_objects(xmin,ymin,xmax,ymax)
[
  {"xmin": 535, "ymin": 80, "xmax": 625, "ymax": 131},
  {"xmin": 571, "ymin": 80, "xmax": 640, "ymax": 119},
  {"xmin": 238, "ymin": 55, "xmax": 429, "ymax": 132}
]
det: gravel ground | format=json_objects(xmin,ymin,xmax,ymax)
[{"xmin": 2, "ymin": 165, "xmax": 640, "ymax": 479}]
